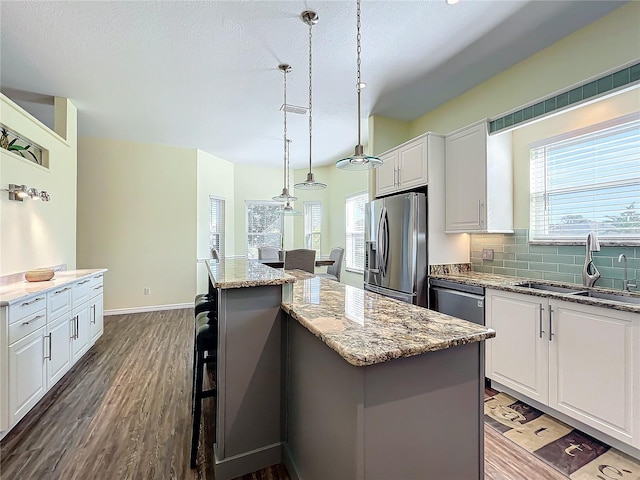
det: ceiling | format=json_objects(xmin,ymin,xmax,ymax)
[{"xmin": 0, "ymin": 0, "xmax": 626, "ymax": 169}]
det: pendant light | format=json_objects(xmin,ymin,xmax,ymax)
[
  {"xmin": 336, "ymin": 0, "xmax": 382, "ymax": 171},
  {"xmin": 294, "ymin": 10, "xmax": 327, "ymax": 190},
  {"xmin": 273, "ymin": 64, "xmax": 298, "ymax": 203},
  {"xmin": 282, "ymin": 139, "xmax": 302, "ymax": 216}
]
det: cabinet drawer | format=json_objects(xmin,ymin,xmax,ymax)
[
  {"xmin": 88, "ymin": 273, "xmax": 104, "ymax": 297},
  {"xmin": 47, "ymin": 285, "xmax": 72, "ymax": 319},
  {"xmin": 9, "ymin": 309, "xmax": 47, "ymax": 344},
  {"xmin": 72, "ymin": 278, "xmax": 92, "ymax": 307},
  {"xmin": 8, "ymin": 294, "xmax": 47, "ymax": 325}
]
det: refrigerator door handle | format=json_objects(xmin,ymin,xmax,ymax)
[
  {"xmin": 382, "ymin": 208, "xmax": 390, "ymax": 277},
  {"xmin": 377, "ymin": 207, "xmax": 387, "ymax": 277}
]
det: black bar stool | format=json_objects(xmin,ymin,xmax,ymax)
[{"xmin": 190, "ymin": 311, "xmax": 218, "ymax": 468}]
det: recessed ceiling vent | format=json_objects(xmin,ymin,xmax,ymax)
[{"xmin": 280, "ymin": 103, "xmax": 308, "ymax": 115}]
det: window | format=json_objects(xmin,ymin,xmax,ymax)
[
  {"xmin": 345, "ymin": 192, "xmax": 367, "ymax": 273},
  {"xmin": 246, "ymin": 200, "xmax": 284, "ymax": 259},
  {"xmin": 530, "ymin": 114, "xmax": 640, "ymax": 243},
  {"xmin": 210, "ymin": 196, "xmax": 225, "ymax": 257},
  {"xmin": 304, "ymin": 201, "xmax": 322, "ymax": 255}
]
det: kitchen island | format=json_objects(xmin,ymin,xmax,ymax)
[
  {"xmin": 281, "ymin": 271, "xmax": 495, "ymax": 480},
  {"xmin": 206, "ymin": 260, "xmax": 495, "ymax": 480}
]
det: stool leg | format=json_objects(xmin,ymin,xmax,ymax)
[
  {"xmin": 191, "ymin": 334, "xmax": 197, "ymax": 419},
  {"xmin": 190, "ymin": 349, "xmax": 205, "ymax": 468}
]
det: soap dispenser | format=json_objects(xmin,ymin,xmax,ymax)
[{"xmin": 582, "ymin": 231, "xmax": 601, "ymax": 287}]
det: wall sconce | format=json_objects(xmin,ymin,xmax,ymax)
[{"xmin": 5, "ymin": 184, "xmax": 51, "ymax": 202}]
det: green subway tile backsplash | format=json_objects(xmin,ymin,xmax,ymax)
[
  {"xmin": 489, "ymin": 62, "xmax": 640, "ymax": 134},
  {"xmin": 469, "ymin": 230, "xmax": 638, "ymax": 290}
]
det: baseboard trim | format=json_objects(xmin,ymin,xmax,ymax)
[{"xmin": 104, "ymin": 303, "xmax": 192, "ymax": 316}]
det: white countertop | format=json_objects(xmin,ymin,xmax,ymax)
[{"xmin": 0, "ymin": 269, "xmax": 107, "ymax": 306}]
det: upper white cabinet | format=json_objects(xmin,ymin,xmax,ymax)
[
  {"xmin": 374, "ymin": 134, "xmax": 437, "ymax": 198},
  {"xmin": 445, "ymin": 120, "xmax": 513, "ymax": 233}
]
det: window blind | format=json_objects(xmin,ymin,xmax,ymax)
[
  {"xmin": 209, "ymin": 196, "xmax": 225, "ymax": 258},
  {"xmin": 304, "ymin": 201, "xmax": 322, "ymax": 255},
  {"xmin": 530, "ymin": 114, "xmax": 640, "ymax": 243},
  {"xmin": 246, "ymin": 200, "xmax": 284, "ymax": 259},
  {"xmin": 345, "ymin": 192, "xmax": 367, "ymax": 273}
]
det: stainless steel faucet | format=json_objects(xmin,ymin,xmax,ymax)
[
  {"xmin": 582, "ymin": 232, "xmax": 601, "ymax": 287},
  {"xmin": 618, "ymin": 254, "xmax": 637, "ymax": 292}
]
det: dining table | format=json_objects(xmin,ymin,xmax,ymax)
[{"xmin": 257, "ymin": 258, "xmax": 334, "ymax": 269}]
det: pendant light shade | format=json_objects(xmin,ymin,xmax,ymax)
[
  {"xmin": 282, "ymin": 139, "xmax": 302, "ymax": 216},
  {"xmin": 273, "ymin": 64, "xmax": 298, "ymax": 203},
  {"xmin": 294, "ymin": 10, "xmax": 327, "ymax": 191},
  {"xmin": 336, "ymin": 0, "xmax": 382, "ymax": 171}
]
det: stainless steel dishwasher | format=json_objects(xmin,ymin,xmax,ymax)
[{"xmin": 429, "ymin": 278, "xmax": 485, "ymax": 325}]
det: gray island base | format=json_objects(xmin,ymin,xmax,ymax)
[
  {"xmin": 206, "ymin": 260, "xmax": 494, "ymax": 480},
  {"xmin": 284, "ymin": 317, "xmax": 485, "ymax": 480}
]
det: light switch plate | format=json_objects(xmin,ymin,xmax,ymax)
[{"xmin": 482, "ymin": 249, "xmax": 494, "ymax": 260}]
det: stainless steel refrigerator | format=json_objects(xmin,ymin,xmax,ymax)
[{"xmin": 364, "ymin": 191, "xmax": 428, "ymax": 307}]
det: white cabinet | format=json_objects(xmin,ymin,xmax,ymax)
[
  {"xmin": 46, "ymin": 312, "xmax": 73, "ymax": 387},
  {"xmin": 90, "ymin": 293, "xmax": 104, "ymax": 343},
  {"xmin": 485, "ymin": 290, "xmax": 549, "ymax": 404},
  {"xmin": 8, "ymin": 327, "xmax": 47, "ymax": 427},
  {"xmin": 71, "ymin": 302, "xmax": 91, "ymax": 361},
  {"xmin": 445, "ymin": 120, "xmax": 513, "ymax": 233},
  {"xmin": 374, "ymin": 135, "xmax": 434, "ymax": 197},
  {"xmin": 486, "ymin": 288, "xmax": 640, "ymax": 449},
  {"xmin": 548, "ymin": 300, "xmax": 639, "ymax": 447}
]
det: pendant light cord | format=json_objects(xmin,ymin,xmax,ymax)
[
  {"xmin": 308, "ymin": 19, "xmax": 313, "ymax": 175},
  {"xmin": 356, "ymin": 0, "xmax": 362, "ymax": 146},
  {"xmin": 283, "ymin": 67, "xmax": 288, "ymax": 190}
]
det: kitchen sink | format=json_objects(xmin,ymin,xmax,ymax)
[
  {"xmin": 515, "ymin": 282, "xmax": 584, "ymax": 294},
  {"xmin": 570, "ymin": 290, "xmax": 640, "ymax": 305}
]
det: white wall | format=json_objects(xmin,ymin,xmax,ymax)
[
  {"xmin": 0, "ymin": 95, "xmax": 77, "ymax": 275},
  {"xmin": 196, "ymin": 149, "xmax": 236, "ymax": 293},
  {"xmin": 77, "ymin": 137, "xmax": 197, "ymax": 310}
]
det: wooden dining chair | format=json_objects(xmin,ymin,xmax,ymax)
[{"xmin": 283, "ymin": 249, "xmax": 316, "ymax": 273}]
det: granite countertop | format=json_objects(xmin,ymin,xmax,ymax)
[
  {"xmin": 430, "ymin": 271, "xmax": 640, "ymax": 314},
  {"xmin": 207, "ymin": 258, "xmax": 296, "ymax": 290},
  {"xmin": 0, "ymin": 269, "xmax": 107, "ymax": 306},
  {"xmin": 281, "ymin": 273, "xmax": 495, "ymax": 367}
]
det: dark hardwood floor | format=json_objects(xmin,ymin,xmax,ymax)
[{"xmin": 1, "ymin": 309, "xmax": 564, "ymax": 480}]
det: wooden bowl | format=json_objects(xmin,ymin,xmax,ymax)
[{"xmin": 25, "ymin": 269, "xmax": 55, "ymax": 282}]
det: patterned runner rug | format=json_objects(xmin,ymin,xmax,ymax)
[{"xmin": 484, "ymin": 392, "xmax": 640, "ymax": 479}]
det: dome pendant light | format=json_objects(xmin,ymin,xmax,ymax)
[
  {"xmin": 273, "ymin": 64, "xmax": 299, "ymax": 203},
  {"xmin": 282, "ymin": 139, "xmax": 302, "ymax": 216},
  {"xmin": 294, "ymin": 10, "xmax": 327, "ymax": 191},
  {"xmin": 336, "ymin": 0, "xmax": 382, "ymax": 171}
]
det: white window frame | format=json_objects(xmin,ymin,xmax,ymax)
[
  {"xmin": 304, "ymin": 201, "xmax": 322, "ymax": 256},
  {"xmin": 529, "ymin": 113, "xmax": 640, "ymax": 245},
  {"xmin": 245, "ymin": 200, "xmax": 284, "ymax": 259},
  {"xmin": 345, "ymin": 191, "xmax": 368, "ymax": 274},
  {"xmin": 209, "ymin": 196, "xmax": 225, "ymax": 258}
]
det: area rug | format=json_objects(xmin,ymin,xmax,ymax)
[{"xmin": 484, "ymin": 392, "xmax": 640, "ymax": 479}]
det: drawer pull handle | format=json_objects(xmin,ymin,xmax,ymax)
[
  {"xmin": 78, "ymin": 280, "xmax": 90, "ymax": 285},
  {"xmin": 93, "ymin": 285, "xmax": 103, "ymax": 290},
  {"xmin": 22, "ymin": 314, "xmax": 45, "ymax": 325},
  {"xmin": 54, "ymin": 287, "xmax": 71, "ymax": 295},
  {"xmin": 21, "ymin": 296, "xmax": 44, "ymax": 306},
  {"xmin": 94, "ymin": 274, "xmax": 103, "ymax": 279}
]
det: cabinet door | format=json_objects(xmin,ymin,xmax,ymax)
[
  {"xmin": 445, "ymin": 122, "xmax": 487, "ymax": 232},
  {"xmin": 375, "ymin": 151, "xmax": 398, "ymax": 197},
  {"xmin": 8, "ymin": 327, "xmax": 47, "ymax": 427},
  {"xmin": 90, "ymin": 293, "xmax": 104, "ymax": 344},
  {"xmin": 549, "ymin": 300, "xmax": 638, "ymax": 447},
  {"xmin": 397, "ymin": 138, "xmax": 427, "ymax": 190},
  {"xmin": 486, "ymin": 290, "xmax": 549, "ymax": 404},
  {"xmin": 72, "ymin": 303, "xmax": 91, "ymax": 361},
  {"xmin": 46, "ymin": 312, "xmax": 73, "ymax": 388}
]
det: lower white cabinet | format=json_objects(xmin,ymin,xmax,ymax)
[
  {"xmin": 485, "ymin": 290, "xmax": 549, "ymax": 404},
  {"xmin": 486, "ymin": 288, "xmax": 640, "ymax": 449},
  {"xmin": 90, "ymin": 293, "xmax": 104, "ymax": 343},
  {"xmin": 8, "ymin": 327, "xmax": 47, "ymax": 426},
  {"xmin": 72, "ymin": 302, "xmax": 91, "ymax": 361},
  {"xmin": 46, "ymin": 312, "xmax": 73, "ymax": 387},
  {"xmin": 548, "ymin": 300, "xmax": 638, "ymax": 447}
]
